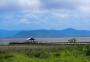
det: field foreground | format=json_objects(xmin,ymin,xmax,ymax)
[{"xmin": 0, "ymin": 44, "xmax": 90, "ymax": 62}]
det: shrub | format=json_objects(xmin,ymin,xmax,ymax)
[
  {"xmin": 54, "ymin": 53, "xmax": 60, "ymax": 57},
  {"xmin": 26, "ymin": 50, "xmax": 49, "ymax": 58},
  {"xmin": 86, "ymin": 50, "xmax": 90, "ymax": 56}
]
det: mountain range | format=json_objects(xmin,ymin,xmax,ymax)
[{"xmin": 0, "ymin": 28, "xmax": 90, "ymax": 38}]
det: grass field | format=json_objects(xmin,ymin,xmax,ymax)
[{"xmin": 0, "ymin": 44, "xmax": 90, "ymax": 62}]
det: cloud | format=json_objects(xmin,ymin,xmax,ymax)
[
  {"xmin": 0, "ymin": 0, "xmax": 90, "ymax": 30},
  {"xmin": 0, "ymin": 0, "xmax": 90, "ymax": 14},
  {"xmin": 41, "ymin": 0, "xmax": 90, "ymax": 15},
  {"xmin": 0, "ymin": 0, "xmax": 42, "ymax": 12},
  {"xmin": 19, "ymin": 18, "xmax": 31, "ymax": 24},
  {"xmin": 17, "ymin": 0, "xmax": 42, "ymax": 11}
]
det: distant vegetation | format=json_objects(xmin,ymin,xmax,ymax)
[{"xmin": 0, "ymin": 44, "xmax": 90, "ymax": 62}]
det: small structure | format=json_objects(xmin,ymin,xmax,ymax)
[
  {"xmin": 68, "ymin": 38, "xmax": 77, "ymax": 43},
  {"xmin": 9, "ymin": 38, "xmax": 36, "ymax": 45},
  {"xmin": 26, "ymin": 37, "xmax": 36, "ymax": 43}
]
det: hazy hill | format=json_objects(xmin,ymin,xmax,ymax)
[
  {"xmin": 1, "ymin": 28, "xmax": 90, "ymax": 38},
  {"xmin": 14, "ymin": 28, "xmax": 90, "ymax": 38},
  {"xmin": 0, "ymin": 29, "xmax": 19, "ymax": 38}
]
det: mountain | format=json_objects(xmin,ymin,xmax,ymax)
[
  {"xmin": 14, "ymin": 28, "xmax": 90, "ymax": 38},
  {"xmin": 1, "ymin": 28, "xmax": 90, "ymax": 38},
  {"xmin": 0, "ymin": 29, "xmax": 19, "ymax": 38}
]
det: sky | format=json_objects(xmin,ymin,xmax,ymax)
[{"xmin": 0, "ymin": 0, "xmax": 90, "ymax": 30}]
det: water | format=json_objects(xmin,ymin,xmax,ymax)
[{"xmin": 0, "ymin": 37, "xmax": 90, "ymax": 43}]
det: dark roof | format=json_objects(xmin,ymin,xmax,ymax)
[{"xmin": 29, "ymin": 38, "xmax": 35, "ymax": 40}]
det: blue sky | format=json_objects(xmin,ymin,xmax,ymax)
[{"xmin": 0, "ymin": 0, "xmax": 90, "ymax": 30}]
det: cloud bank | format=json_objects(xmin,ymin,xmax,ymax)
[{"xmin": 0, "ymin": 0, "xmax": 90, "ymax": 30}]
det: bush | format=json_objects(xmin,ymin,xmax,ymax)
[
  {"xmin": 54, "ymin": 53, "xmax": 60, "ymax": 57},
  {"xmin": 0, "ymin": 53, "xmax": 14, "ymax": 59},
  {"xmin": 86, "ymin": 50, "xmax": 90, "ymax": 56},
  {"xmin": 26, "ymin": 50, "xmax": 50, "ymax": 58}
]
